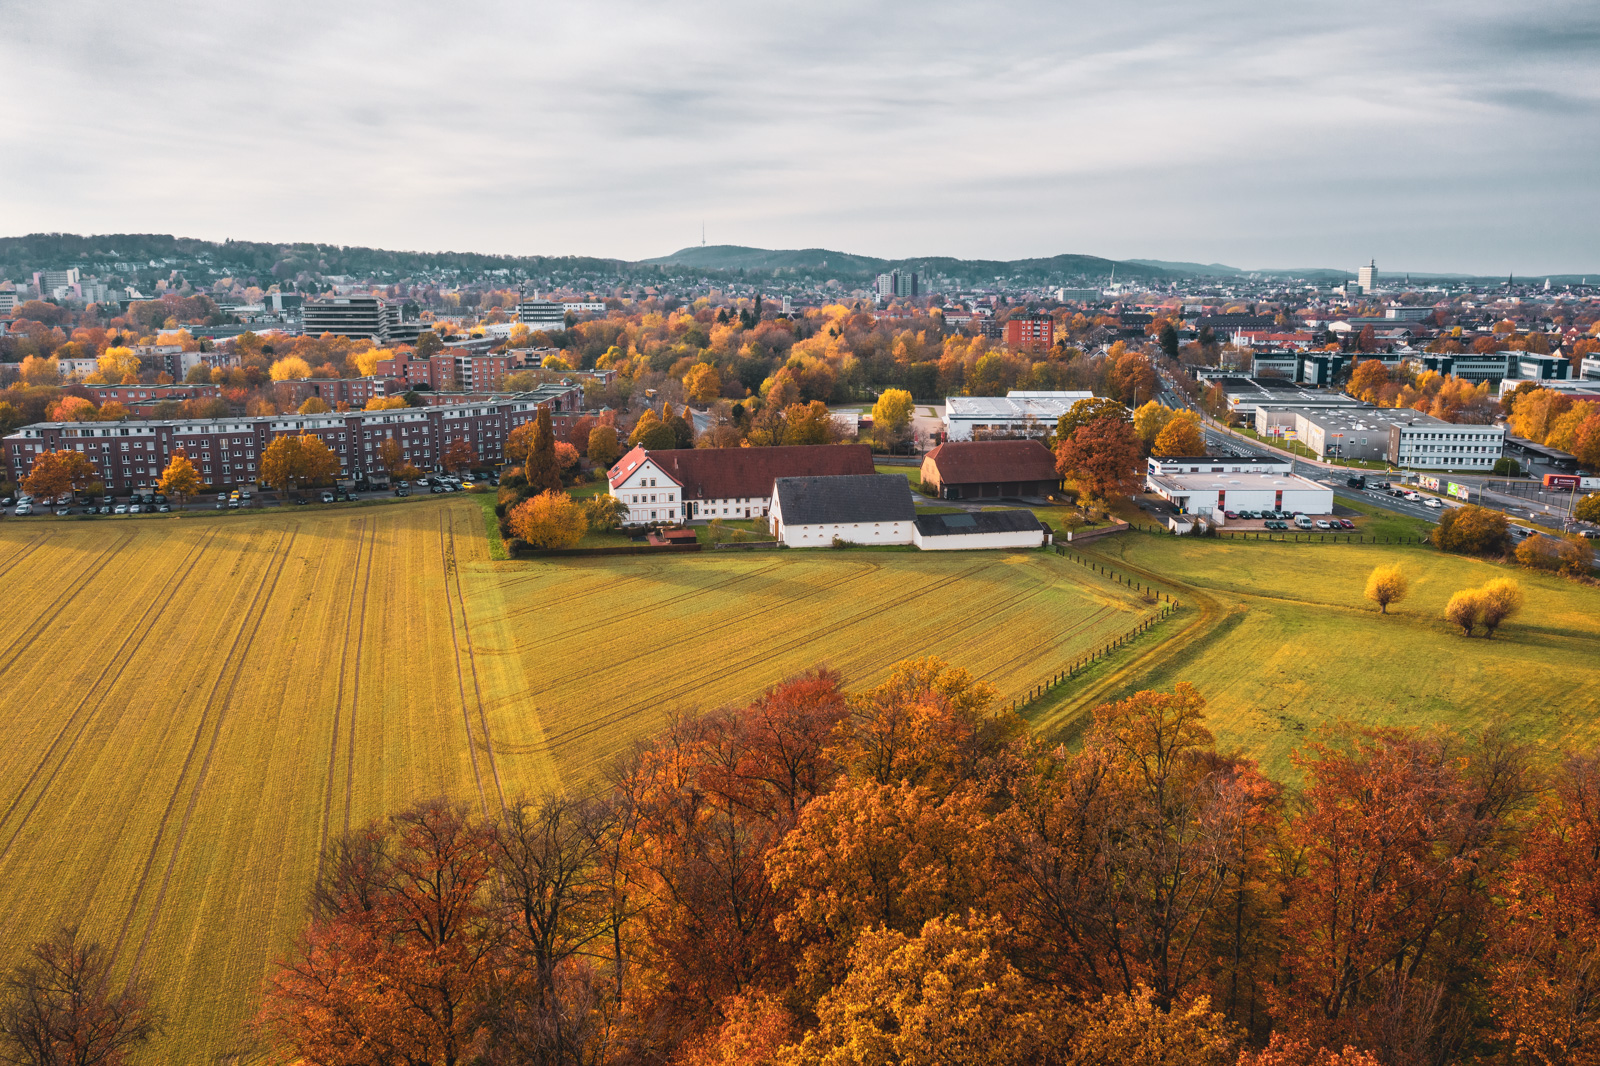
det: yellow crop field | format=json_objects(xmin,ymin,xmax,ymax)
[{"xmin": 0, "ymin": 498, "xmax": 1150, "ymax": 1065}]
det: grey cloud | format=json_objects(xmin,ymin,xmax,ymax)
[{"xmin": 0, "ymin": 0, "xmax": 1595, "ymax": 271}]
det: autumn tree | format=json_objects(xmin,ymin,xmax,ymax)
[
  {"xmin": 587, "ymin": 424, "xmax": 621, "ymax": 468},
  {"xmin": 376, "ymin": 438, "xmax": 403, "ymax": 476},
  {"xmin": 523, "ymin": 406, "xmax": 562, "ymax": 495},
  {"xmin": 21, "ymin": 452, "xmax": 76, "ymax": 500},
  {"xmin": 1055, "ymin": 396, "xmax": 1130, "ymax": 442},
  {"xmin": 1273, "ymin": 726, "xmax": 1532, "ymax": 1057},
  {"xmin": 1433, "ymin": 505, "xmax": 1509, "ymax": 556},
  {"xmin": 582, "ymin": 494, "xmax": 629, "ymax": 531},
  {"xmin": 259, "ymin": 433, "xmax": 340, "ymax": 496},
  {"xmin": 97, "ymin": 346, "xmax": 142, "ymax": 382},
  {"xmin": 269, "ymin": 356, "xmax": 312, "ymax": 381},
  {"xmin": 1476, "ymin": 577, "xmax": 1523, "ymax": 638},
  {"xmin": 0, "ymin": 926, "xmax": 164, "ymax": 1066},
  {"xmin": 1363, "ymin": 564, "xmax": 1408, "ymax": 614},
  {"xmin": 18, "ymin": 355, "xmax": 61, "ymax": 385},
  {"xmin": 1152, "ymin": 412, "xmax": 1205, "ymax": 457},
  {"xmin": 684, "ymin": 363, "xmax": 723, "ymax": 405},
  {"xmin": 257, "ymin": 800, "xmax": 497, "ymax": 1066},
  {"xmin": 1132, "ymin": 401, "xmax": 1176, "ymax": 450},
  {"xmin": 297, "ymin": 397, "xmax": 331, "ymax": 414},
  {"xmin": 508, "ymin": 491, "xmax": 586, "ymax": 549},
  {"xmin": 1489, "ymin": 753, "xmax": 1600, "ymax": 1065},
  {"xmin": 364, "ymin": 396, "xmax": 408, "ymax": 411},
  {"xmin": 504, "ymin": 424, "xmax": 536, "ymax": 469},
  {"xmin": 443, "ymin": 436, "xmax": 478, "ymax": 475},
  {"xmin": 157, "ymin": 451, "xmax": 203, "ymax": 506},
  {"xmin": 1067, "ymin": 985, "xmax": 1238, "ymax": 1066},
  {"xmin": 781, "ymin": 915, "xmax": 1067, "ymax": 1066},
  {"xmin": 872, "ymin": 388, "xmax": 915, "ymax": 439},
  {"xmin": 1444, "ymin": 588, "xmax": 1481, "ymax": 636},
  {"xmin": 1057, "ymin": 416, "xmax": 1142, "ymax": 501}
]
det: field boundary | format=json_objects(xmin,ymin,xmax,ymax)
[{"xmin": 1129, "ymin": 522, "xmax": 1429, "ymax": 546}]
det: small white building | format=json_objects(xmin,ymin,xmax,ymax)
[
  {"xmin": 769, "ymin": 474, "xmax": 915, "ymax": 546},
  {"xmin": 912, "ymin": 509, "xmax": 1045, "ymax": 550}
]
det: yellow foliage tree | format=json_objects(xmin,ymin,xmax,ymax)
[
  {"xmin": 1066, "ymin": 985, "xmax": 1237, "ymax": 1066},
  {"xmin": 364, "ymin": 396, "xmax": 408, "ymax": 411},
  {"xmin": 872, "ymin": 388, "xmax": 915, "ymax": 433},
  {"xmin": 507, "ymin": 491, "xmax": 586, "ymax": 549},
  {"xmin": 352, "ymin": 347, "xmax": 390, "ymax": 378},
  {"xmin": 98, "ymin": 346, "xmax": 141, "ymax": 380},
  {"xmin": 298, "ymin": 397, "xmax": 331, "ymax": 414},
  {"xmin": 19, "ymin": 354, "xmax": 61, "ymax": 385},
  {"xmin": 540, "ymin": 353, "xmax": 574, "ymax": 372},
  {"xmin": 780, "ymin": 915, "xmax": 1065, "ymax": 1066},
  {"xmin": 157, "ymin": 450, "xmax": 204, "ymax": 504},
  {"xmin": 1152, "ymin": 412, "xmax": 1204, "ymax": 457},
  {"xmin": 1363, "ymin": 564, "xmax": 1408, "ymax": 614},
  {"xmin": 1132, "ymin": 401, "xmax": 1175, "ymax": 448},
  {"xmin": 684, "ymin": 363, "xmax": 723, "ymax": 405},
  {"xmin": 259, "ymin": 434, "xmax": 340, "ymax": 496},
  {"xmin": 269, "ymin": 356, "xmax": 313, "ymax": 381}
]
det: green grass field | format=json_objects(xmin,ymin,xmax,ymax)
[
  {"xmin": 0, "ymin": 500, "xmax": 1150, "ymax": 1065},
  {"xmin": 1027, "ymin": 530, "xmax": 1600, "ymax": 780}
]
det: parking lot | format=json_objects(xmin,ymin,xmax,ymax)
[{"xmin": 3, "ymin": 473, "xmax": 493, "ymax": 518}]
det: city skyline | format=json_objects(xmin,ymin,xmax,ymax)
[{"xmin": 2, "ymin": 0, "xmax": 1596, "ymax": 273}]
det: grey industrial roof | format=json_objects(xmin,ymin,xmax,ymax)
[
  {"xmin": 773, "ymin": 474, "xmax": 915, "ymax": 525},
  {"xmin": 913, "ymin": 509, "xmax": 1044, "ymax": 537}
]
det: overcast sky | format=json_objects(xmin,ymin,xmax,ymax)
[{"xmin": 2, "ymin": 0, "xmax": 1596, "ymax": 273}]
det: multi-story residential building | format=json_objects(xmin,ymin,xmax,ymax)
[
  {"xmin": 0, "ymin": 291, "xmax": 15, "ymax": 317},
  {"xmin": 1358, "ymin": 260, "xmax": 1378, "ymax": 294},
  {"xmin": 517, "ymin": 299, "xmax": 567, "ymax": 332},
  {"xmin": 302, "ymin": 296, "xmax": 400, "ymax": 342},
  {"xmin": 372, "ymin": 350, "xmax": 518, "ymax": 391},
  {"xmin": 271, "ymin": 377, "xmax": 404, "ymax": 410},
  {"xmin": 32, "ymin": 269, "xmax": 80, "ymax": 300},
  {"xmin": 873, "ymin": 271, "xmax": 918, "ymax": 299},
  {"xmin": 1003, "ymin": 313, "xmax": 1054, "ymax": 352},
  {"xmin": 4, "ymin": 385, "xmax": 585, "ymax": 491}
]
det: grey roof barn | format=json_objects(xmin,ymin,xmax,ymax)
[{"xmin": 771, "ymin": 474, "xmax": 915, "ymax": 525}]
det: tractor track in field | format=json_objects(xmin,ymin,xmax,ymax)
[
  {"xmin": 0, "ymin": 530, "xmax": 222, "ymax": 865},
  {"xmin": 533, "ymin": 561, "xmax": 994, "ymax": 755},
  {"xmin": 446, "ymin": 518, "xmax": 505, "ymax": 813},
  {"xmin": 439, "ymin": 512, "xmax": 489, "ymax": 816},
  {"xmin": 0, "ymin": 535, "xmax": 49, "ymax": 580},
  {"xmin": 496, "ymin": 557, "xmax": 793, "ymax": 629},
  {"xmin": 113, "ymin": 528, "xmax": 298, "ymax": 981},
  {"xmin": 519, "ymin": 558, "xmax": 884, "ymax": 698},
  {"xmin": 315, "ymin": 520, "xmax": 375, "ymax": 876},
  {"xmin": 343, "ymin": 522, "xmax": 377, "ymax": 837},
  {"xmin": 0, "ymin": 534, "xmax": 135, "ymax": 678}
]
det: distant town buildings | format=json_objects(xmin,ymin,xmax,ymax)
[
  {"xmin": 517, "ymin": 298, "xmax": 567, "ymax": 331},
  {"xmin": 1358, "ymin": 259, "xmax": 1378, "ymax": 295}
]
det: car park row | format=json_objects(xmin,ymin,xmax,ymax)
[{"xmin": 4, "ymin": 473, "xmax": 492, "ymax": 517}]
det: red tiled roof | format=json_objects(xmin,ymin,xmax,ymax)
[
  {"xmin": 923, "ymin": 439, "xmax": 1059, "ymax": 485},
  {"xmin": 614, "ymin": 444, "xmax": 874, "ymax": 499}
]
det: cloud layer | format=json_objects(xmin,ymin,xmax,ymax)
[{"xmin": 2, "ymin": 0, "xmax": 1596, "ymax": 273}]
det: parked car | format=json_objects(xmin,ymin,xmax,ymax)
[
  {"xmin": 395, "ymin": 487, "xmax": 411, "ymax": 497},
  {"xmin": 217, "ymin": 492, "xmax": 228, "ymax": 501},
  {"xmin": 320, "ymin": 491, "xmax": 335, "ymax": 503},
  {"xmin": 97, "ymin": 505, "xmax": 111, "ymax": 515},
  {"xmin": 1294, "ymin": 515, "xmax": 1314, "ymax": 529},
  {"xmin": 430, "ymin": 484, "xmax": 445, "ymax": 494},
  {"xmin": 154, "ymin": 493, "xmax": 167, "ymax": 504},
  {"xmin": 0, "ymin": 497, "xmax": 11, "ymax": 507},
  {"xmin": 14, "ymin": 504, "xmax": 32, "ymax": 516},
  {"xmin": 1337, "ymin": 518, "xmax": 1355, "ymax": 530},
  {"xmin": 227, "ymin": 499, "xmax": 240, "ymax": 509},
  {"xmin": 158, "ymin": 503, "xmax": 171, "ymax": 513},
  {"xmin": 240, "ymin": 491, "xmax": 252, "ymax": 500},
  {"xmin": 113, "ymin": 504, "xmax": 128, "ymax": 515},
  {"xmin": 414, "ymin": 479, "xmax": 429, "ymax": 488},
  {"xmin": 1580, "ymin": 530, "xmax": 1599, "ymax": 540},
  {"xmin": 1314, "ymin": 519, "xmax": 1332, "ymax": 530}
]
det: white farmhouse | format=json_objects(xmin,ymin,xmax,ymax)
[{"xmin": 607, "ymin": 447, "xmax": 683, "ymax": 524}]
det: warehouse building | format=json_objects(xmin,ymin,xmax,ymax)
[
  {"xmin": 1144, "ymin": 456, "xmax": 1333, "ymax": 517},
  {"xmin": 942, "ymin": 391, "xmax": 1094, "ymax": 441}
]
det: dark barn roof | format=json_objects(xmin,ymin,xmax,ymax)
[
  {"xmin": 774, "ymin": 474, "xmax": 915, "ymax": 525},
  {"xmin": 923, "ymin": 439, "xmax": 1059, "ymax": 484},
  {"xmin": 914, "ymin": 509, "xmax": 1044, "ymax": 537}
]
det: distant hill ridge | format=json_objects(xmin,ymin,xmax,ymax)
[{"xmin": 641, "ymin": 244, "xmax": 1179, "ymax": 281}]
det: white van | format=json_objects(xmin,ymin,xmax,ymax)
[{"xmin": 1294, "ymin": 514, "xmax": 1314, "ymax": 530}]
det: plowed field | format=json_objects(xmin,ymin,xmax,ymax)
[{"xmin": 0, "ymin": 498, "xmax": 1149, "ymax": 1064}]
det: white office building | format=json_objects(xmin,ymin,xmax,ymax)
[{"xmin": 943, "ymin": 391, "xmax": 1096, "ymax": 441}]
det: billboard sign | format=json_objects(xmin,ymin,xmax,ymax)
[
  {"xmin": 1418, "ymin": 475, "xmax": 1441, "ymax": 491},
  {"xmin": 1447, "ymin": 482, "xmax": 1471, "ymax": 500}
]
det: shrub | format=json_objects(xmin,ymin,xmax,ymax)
[
  {"xmin": 1477, "ymin": 578, "xmax": 1524, "ymax": 638},
  {"xmin": 1444, "ymin": 589, "xmax": 1481, "ymax": 635},
  {"xmin": 1575, "ymin": 492, "xmax": 1600, "ymax": 524},
  {"xmin": 508, "ymin": 490, "xmax": 586, "ymax": 550},
  {"xmin": 1433, "ymin": 505, "xmax": 1510, "ymax": 556},
  {"xmin": 1492, "ymin": 457, "xmax": 1522, "ymax": 477},
  {"xmin": 1514, "ymin": 535, "xmax": 1562, "ymax": 571}
]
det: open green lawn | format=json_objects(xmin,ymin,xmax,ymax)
[{"xmin": 1028, "ymin": 530, "xmax": 1600, "ymax": 781}]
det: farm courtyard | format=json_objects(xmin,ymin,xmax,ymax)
[{"xmin": 0, "ymin": 497, "xmax": 1150, "ymax": 1065}]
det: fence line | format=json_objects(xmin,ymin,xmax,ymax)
[
  {"xmin": 1123, "ymin": 524, "xmax": 1427, "ymax": 546},
  {"xmin": 1008, "ymin": 599, "xmax": 1181, "ymax": 714}
]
